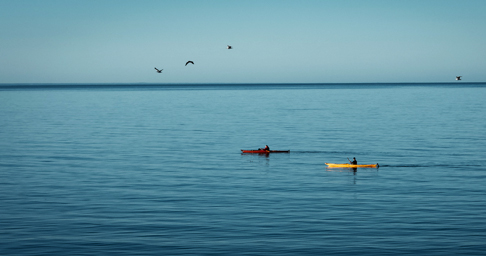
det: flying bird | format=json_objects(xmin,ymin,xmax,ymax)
[
  {"xmin": 185, "ymin": 61, "xmax": 194, "ymax": 66},
  {"xmin": 227, "ymin": 45, "xmax": 232, "ymax": 49},
  {"xmin": 154, "ymin": 67, "xmax": 163, "ymax": 73},
  {"xmin": 456, "ymin": 76, "xmax": 462, "ymax": 80}
]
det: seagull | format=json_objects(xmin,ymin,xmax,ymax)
[
  {"xmin": 227, "ymin": 45, "xmax": 232, "ymax": 49},
  {"xmin": 154, "ymin": 67, "xmax": 163, "ymax": 73},
  {"xmin": 185, "ymin": 61, "xmax": 194, "ymax": 66},
  {"xmin": 456, "ymin": 76, "xmax": 462, "ymax": 80}
]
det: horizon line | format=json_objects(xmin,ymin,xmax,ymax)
[{"xmin": 1, "ymin": 82, "xmax": 485, "ymax": 86}]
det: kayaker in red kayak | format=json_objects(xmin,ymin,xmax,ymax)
[{"xmin": 258, "ymin": 145, "xmax": 270, "ymax": 152}]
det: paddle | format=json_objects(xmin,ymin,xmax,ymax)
[{"xmin": 347, "ymin": 157, "xmax": 351, "ymax": 164}]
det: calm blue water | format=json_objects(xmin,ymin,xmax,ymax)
[{"xmin": 1, "ymin": 83, "xmax": 485, "ymax": 255}]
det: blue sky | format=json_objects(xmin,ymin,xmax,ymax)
[{"xmin": 1, "ymin": 0, "xmax": 485, "ymax": 83}]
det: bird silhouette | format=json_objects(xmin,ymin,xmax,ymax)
[
  {"xmin": 227, "ymin": 45, "xmax": 232, "ymax": 49},
  {"xmin": 456, "ymin": 76, "xmax": 462, "ymax": 80},
  {"xmin": 185, "ymin": 61, "xmax": 194, "ymax": 66},
  {"xmin": 154, "ymin": 67, "xmax": 163, "ymax": 73}
]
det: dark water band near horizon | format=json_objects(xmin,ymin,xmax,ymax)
[
  {"xmin": 1, "ymin": 83, "xmax": 485, "ymax": 255},
  {"xmin": 1, "ymin": 82, "xmax": 485, "ymax": 90}
]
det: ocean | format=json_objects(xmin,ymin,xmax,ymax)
[{"xmin": 1, "ymin": 83, "xmax": 485, "ymax": 255}]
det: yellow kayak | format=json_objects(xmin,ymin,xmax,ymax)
[{"xmin": 325, "ymin": 163, "xmax": 379, "ymax": 168}]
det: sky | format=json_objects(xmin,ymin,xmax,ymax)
[{"xmin": 1, "ymin": 0, "xmax": 485, "ymax": 84}]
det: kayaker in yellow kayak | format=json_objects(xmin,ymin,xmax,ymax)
[{"xmin": 348, "ymin": 157, "xmax": 357, "ymax": 165}]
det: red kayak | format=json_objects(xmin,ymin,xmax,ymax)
[{"xmin": 241, "ymin": 150, "xmax": 290, "ymax": 153}]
